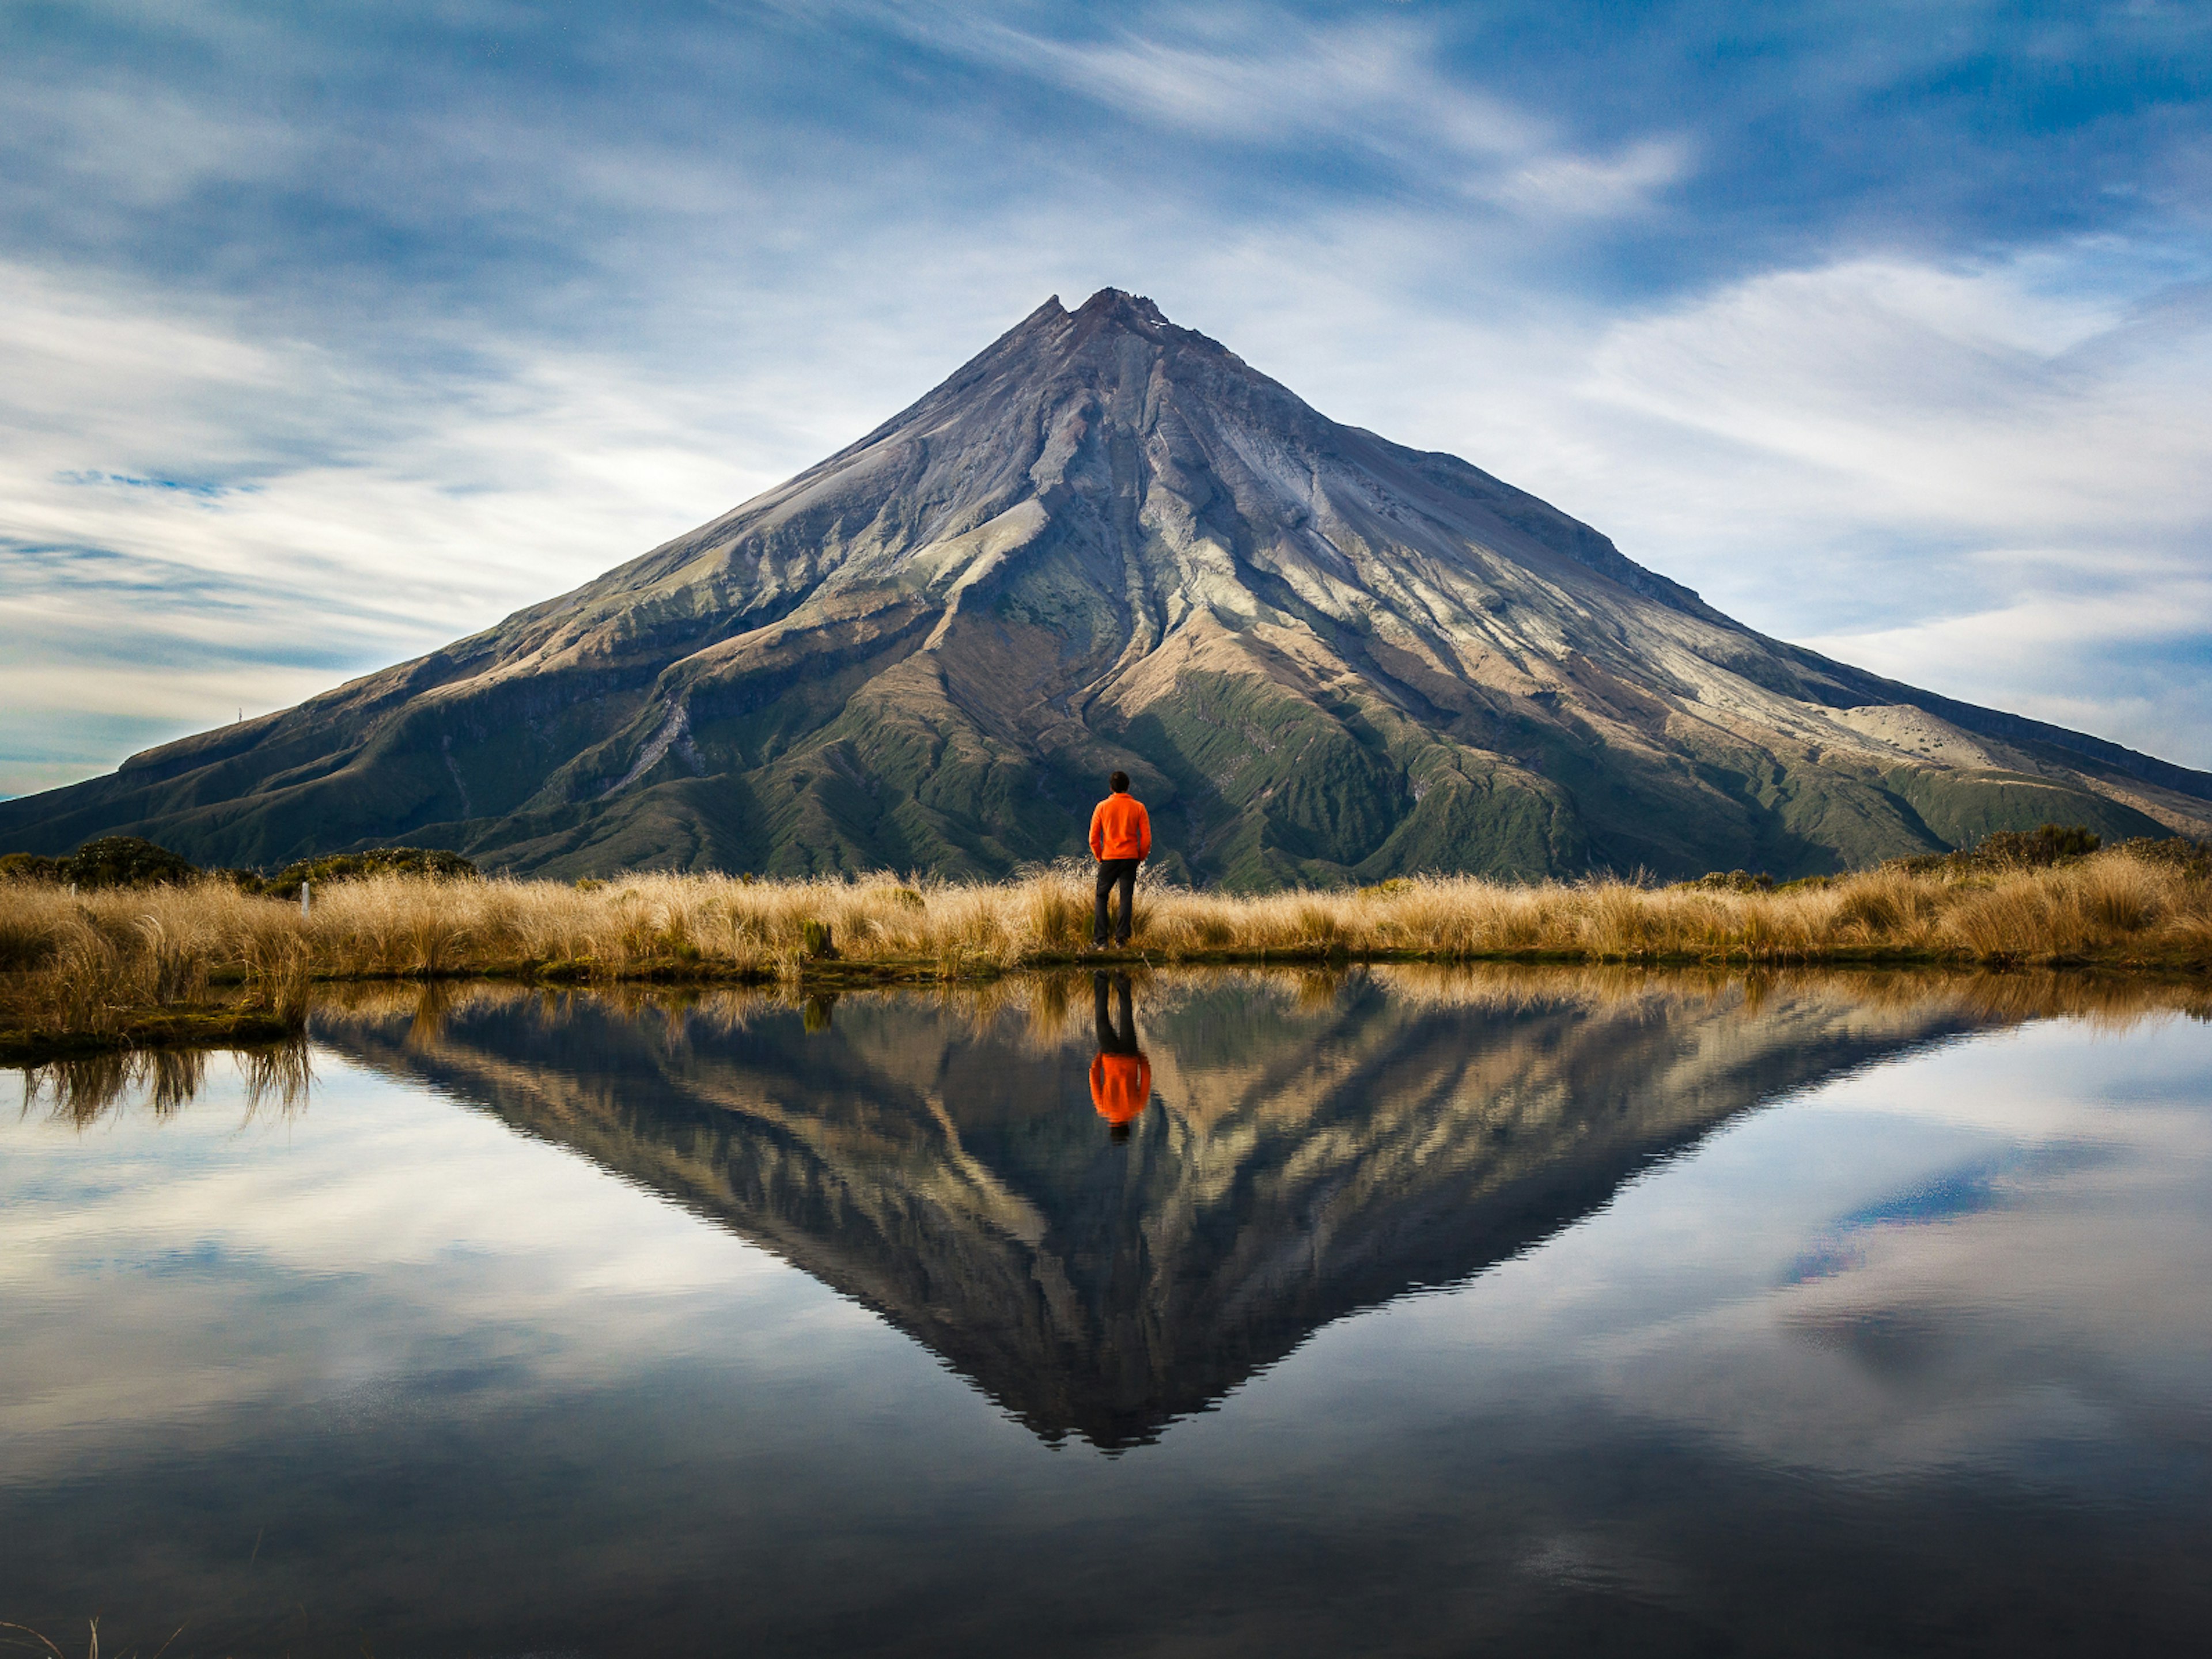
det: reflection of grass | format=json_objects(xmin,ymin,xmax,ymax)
[
  {"xmin": 0, "ymin": 1618, "xmax": 181, "ymax": 1659},
  {"xmin": 18, "ymin": 1040, "xmax": 313, "ymax": 1127},
  {"xmin": 343, "ymin": 959, "xmax": 2212, "ymax": 1052},
  {"xmin": 7, "ymin": 847, "xmax": 2212, "ymax": 1059},
  {"xmin": 39, "ymin": 961, "xmax": 2212, "ymax": 1122}
]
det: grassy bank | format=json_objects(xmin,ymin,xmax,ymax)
[{"xmin": 5, "ymin": 840, "xmax": 2212, "ymax": 1060}]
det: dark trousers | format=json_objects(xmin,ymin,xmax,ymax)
[
  {"xmin": 1094, "ymin": 971, "xmax": 1137, "ymax": 1052},
  {"xmin": 1093, "ymin": 858, "xmax": 1140, "ymax": 945}
]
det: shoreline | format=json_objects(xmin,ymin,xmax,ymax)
[
  {"xmin": 10, "ymin": 844, "xmax": 2212, "ymax": 1066},
  {"xmin": 10, "ymin": 944, "xmax": 2212, "ymax": 1068},
  {"xmin": 1, "ymin": 1003, "xmax": 305, "ymax": 1067}
]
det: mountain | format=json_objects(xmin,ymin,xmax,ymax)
[
  {"xmin": 310, "ymin": 970, "xmax": 1999, "ymax": 1448},
  {"xmin": 8, "ymin": 287, "xmax": 2210, "ymax": 883}
]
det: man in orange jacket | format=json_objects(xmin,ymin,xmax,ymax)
[{"xmin": 1088, "ymin": 770, "xmax": 1151, "ymax": 948}]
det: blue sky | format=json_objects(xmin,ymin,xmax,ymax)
[{"xmin": 3, "ymin": 0, "xmax": 2210, "ymax": 794}]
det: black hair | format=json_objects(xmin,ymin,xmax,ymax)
[{"xmin": 1109, "ymin": 770, "xmax": 1131, "ymax": 793}]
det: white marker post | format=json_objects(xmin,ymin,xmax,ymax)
[{"xmin": 300, "ymin": 880, "xmax": 311, "ymax": 919}]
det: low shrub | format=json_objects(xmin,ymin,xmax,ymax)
[
  {"xmin": 260, "ymin": 847, "xmax": 479, "ymax": 899},
  {"xmin": 1969, "ymin": 824, "xmax": 2102, "ymax": 868},
  {"xmin": 1684, "ymin": 869, "xmax": 1775, "ymax": 894},
  {"xmin": 60, "ymin": 836, "xmax": 199, "ymax": 889}
]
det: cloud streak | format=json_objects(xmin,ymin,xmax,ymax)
[{"xmin": 882, "ymin": 3, "xmax": 1692, "ymax": 218}]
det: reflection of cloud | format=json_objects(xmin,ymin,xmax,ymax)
[
  {"xmin": 1548, "ymin": 1027, "xmax": 2212, "ymax": 1484},
  {"xmin": 1297, "ymin": 1014, "xmax": 2211, "ymax": 1504},
  {"xmin": 0, "ymin": 1050, "xmax": 844, "ymax": 1478},
  {"xmin": 1782, "ymin": 1141, "xmax": 2118, "ymax": 1283}
]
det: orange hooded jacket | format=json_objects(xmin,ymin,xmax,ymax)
[
  {"xmin": 1089, "ymin": 793, "xmax": 1152, "ymax": 861},
  {"xmin": 1089, "ymin": 1050, "xmax": 1152, "ymax": 1126}
]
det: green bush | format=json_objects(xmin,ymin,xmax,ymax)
[
  {"xmin": 263, "ymin": 847, "xmax": 479, "ymax": 899},
  {"xmin": 1883, "ymin": 824, "xmax": 2115, "ymax": 879},
  {"xmin": 0, "ymin": 840, "xmax": 480, "ymax": 895},
  {"xmin": 63, "ymin": 836, "xmax": 199, "ymax": 889},
  {"xmin": 1684, "ymin": 869, "xmax": 1774, "ymax": 894},
  {"xmin": 1969, "ymin": 824, "xmax": 2101, "ymax": 868}
]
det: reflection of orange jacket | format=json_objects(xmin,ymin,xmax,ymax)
[
  {"xmin": 1089, "ymin": 794, "xmax": 1152, "ymax": 861},
  {"xmin": 1089, "ymin": 1050, "xmax": 1152, "ymax": 1126}
]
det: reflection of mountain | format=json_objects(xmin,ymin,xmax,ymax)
[{"xmin": 313, "ymin": 972, "xmax": 1994, "ymax": 1448}]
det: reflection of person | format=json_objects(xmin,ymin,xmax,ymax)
[
  {"xmin": 1089, "ymin": 971, "xmax": 1151, "ymax": 1141},
  {"xmin": 1088, "ymin": 770, "xmax": 1152, "ymax": 949}
]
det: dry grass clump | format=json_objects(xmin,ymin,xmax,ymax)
[
  {"xmin": 0, "ymin": 876, "xmax": 299, "ymax": 1045},
  {"xmin": 5, "ymin": 843, "xmax": 2212, "ymax": 1053},
  {"xmin": 1933, "ymin": 852, "xmax": 2195, "ymax": 959}
]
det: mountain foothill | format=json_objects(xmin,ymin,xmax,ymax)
[{"xmin": 8, "ymin": 288, "xmax": 2209, "ymax": 885}]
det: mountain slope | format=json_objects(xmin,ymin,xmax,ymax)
[{"xmin": 7, "ymin": 288, "xmax": 2209, "ymax": 882}]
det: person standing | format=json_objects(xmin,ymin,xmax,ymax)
[{"xmin": 1088, "ymin": 770, "xmax": 1150, "ymax": 949}]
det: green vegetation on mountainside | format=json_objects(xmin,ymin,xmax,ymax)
[
  {"xmin": 1883, "ymin": 766, "xmax": 2166, "ymax": 849},
  {"xmin": 5, "ymin": 658, "xmax": 2186, "ymax": 889}
]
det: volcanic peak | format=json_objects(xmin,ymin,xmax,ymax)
[{"xmin": 3, "ymin": 291, "xmax": 2209, "ymax": 883}]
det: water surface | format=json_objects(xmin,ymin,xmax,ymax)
[{"xmin": 4, "ymin": 968, "xmax": 2209, "ymax": 1655}]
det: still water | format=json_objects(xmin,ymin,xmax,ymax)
[{"xmin": 3, "ymin": 967, "xmax": 2209, "ymax": 1656}]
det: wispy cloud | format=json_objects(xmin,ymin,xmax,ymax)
[
  {"xmin": 1577, "ymin": 253, "xmax": 2212, "ymax": 759},
  {"xmin": 846, "ymin": 2, "xmax": 1691, "ymax": 221},
  {"xmin": 0, "ymin": 257, "xmax": 841, "ymax": 790}
]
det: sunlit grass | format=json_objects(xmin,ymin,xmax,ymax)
[{"xmin": 5, "ymin": 844, "xmax": 2212, "ymax": 1050}]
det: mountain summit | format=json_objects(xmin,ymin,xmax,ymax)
[{"xmin": 9, "ymin": 287, "xmax": 2210, "ymax": 881}]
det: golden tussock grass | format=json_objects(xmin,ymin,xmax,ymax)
[{"xmin": 6, "ymin": 846, "xmax": 2212, "ymax": 1052}]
